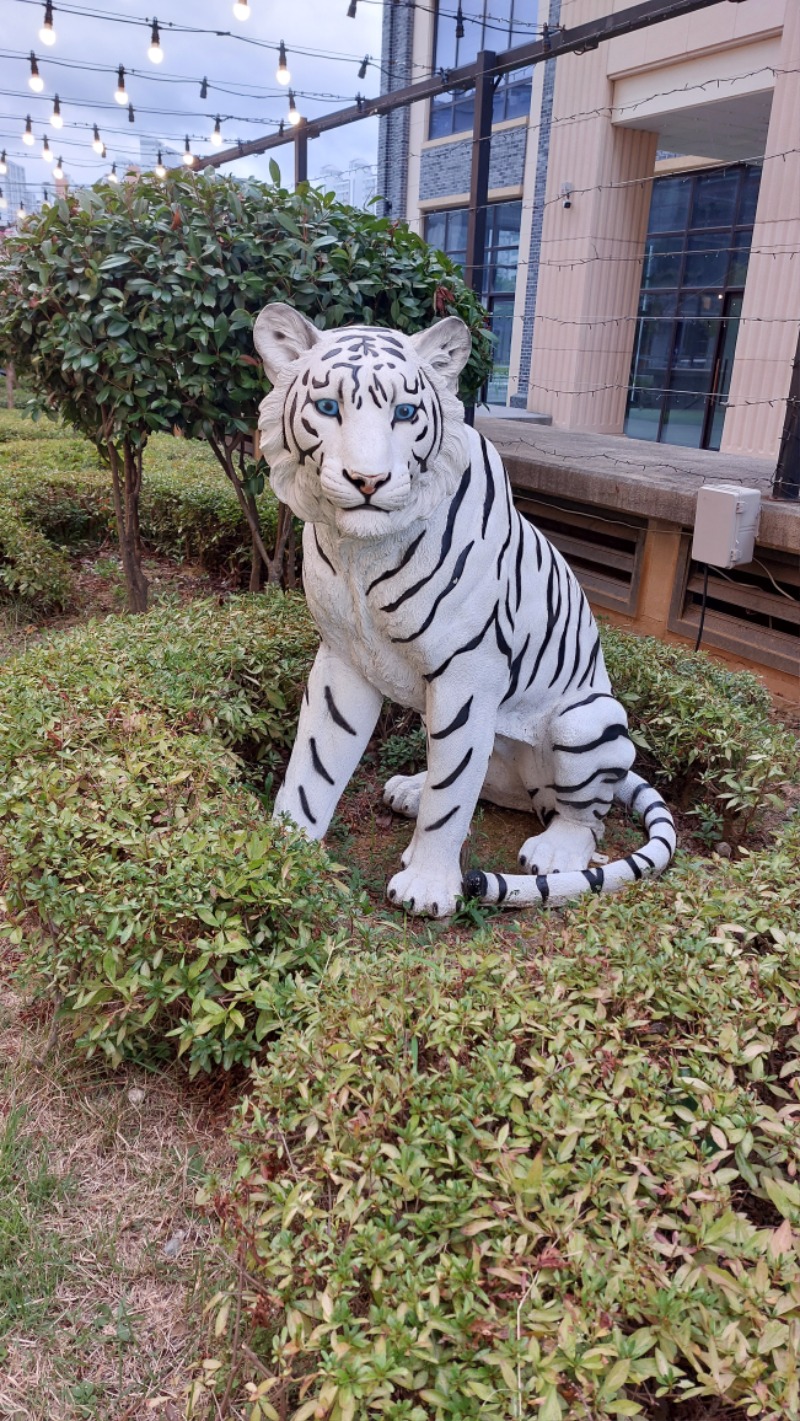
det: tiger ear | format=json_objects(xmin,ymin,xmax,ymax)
[
  {"xmin": 409, "ymin": 317, "xmax": 472, "ymax": 392},
  {"xmin": 253, "ymin": 302, "xmax": 320, "ymax": 383}
]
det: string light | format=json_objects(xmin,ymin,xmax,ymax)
[
  {"xmin": 92, "ymin": 123, "xmax": 103, "ymax": 153},
  {"xmin": 23, "ymin": 115, "xmax": 35, "ymax": 145},
  {"xmin": 115, "ymin": 65, "xmax": 128, "ymax": 104},
  {"xmin": 147, "ymin": 19, "xmax": 163, "ymax": 64},
  {"xmin": 155, "ymin": 148, "xmax": 166, "ymax": 177},
  {"xmin": 347, "ymin": 0, "xmax": 357, "ymax": 16},
  {"xmin": 128, "ymin": 102, "xmax": 135, "ymax": 122},
  {"xmin": 211, "ymin": 115, "xmax": 223, "ymax": 146},
  {"xmin": 42, "ymin": 184, "xmax": 50, "ymax": 204},
  {"xmin": 276, "ymin": 41, "xmax": 290, "ymax": 86},
  {"xmin": 39, "ymin": 1, "xmax": 56, "ymax": 47},
  {"xmin": 199, "ymin": 76, "xmax": 208, "ymax": 99},
  {"xmin": 183, "ymin": 134, "xmax": 194, "ymax": 166},
  {"xmin": 42, "ymin": 133, "xmax": 54, "ymax": 161},
  {"xmin": 101, "ymin": 142, "xmax": 107, "ymax": 158},
  {"xmin": 50, "ymin": 94, "xmax": 63, "ymax": 128},
  {"xmin": 107, "ymin": 160, "xmax": 119, "ymax": 183},
  {"xmin": 53, "ymin": 155, "xmax": 64, "ymax": 178},
  {"xmin": 287, "ymin": 89, "xmax": 301, "ymax": 126},
  {"xmin": 455, "ymin": 4, "xmax": 465, "ymax": 40},
  {"xmin": 0, "ymin": 151, "xmax": 6, "ymax": 175},
  {"xmin": 29, "ymin": 52, "xmax": 44, "ymax": 92},
  {"xmin": 232, "ymin": 0, "xmax": 250, "ymax": 19},
  {"xmin": 17, "ymin": 202, "xmax": 27, "ymax": 221},
  {"xmin": 358, "ymin": 55, "xmax": 368, "ymax": 80}
]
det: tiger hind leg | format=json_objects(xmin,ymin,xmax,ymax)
[{"xmin": 518, "ymin": 692, "xmax": 635, "ymax": 875}]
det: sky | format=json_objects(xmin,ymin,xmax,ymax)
[{"xmin": 0, "ymin": 0, "xmax": 384, "ymax": 201}]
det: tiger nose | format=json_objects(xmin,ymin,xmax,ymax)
[{"xmin": 352, "ymin": 471, "xmax": 390, "ymax": 496}]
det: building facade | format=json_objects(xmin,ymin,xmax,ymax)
[{"xmin": 378, "ymin": 0, "xmax": 799, "ymax": 460}]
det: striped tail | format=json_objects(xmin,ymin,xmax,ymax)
[{"xmin": 462, "ymin": 772, "xmax": 676, "ymax": 909}]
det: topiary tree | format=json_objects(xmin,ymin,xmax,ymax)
[{"xmin": 0, "ymin": 171, "xmax": 493, "ymax": 607}]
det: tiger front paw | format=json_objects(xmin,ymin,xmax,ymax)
[{"xmin": 386, "ymin": 863, "xmax": 461, "ymax": 919}]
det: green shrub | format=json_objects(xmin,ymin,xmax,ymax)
[
  {"xmin": 204, "ymin": 817, "xmax": 800, "ymax": 1419},
  {"xmin": 0, "ymin": 593, "xmax": 334, "ymax": 1074},
  {"xmin": 0, "ymin": 425, "xmax": 277, "ymax": 611},
  {"xmin": 602, "ymin": 624, "xmax": 798, "ymax": 841}
]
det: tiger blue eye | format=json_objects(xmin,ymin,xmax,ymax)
[
  {"xmin": 394, "ymin": 403, "xmax": 417, "ymax": 421},
  {"xmin": 314, "ymin": 398, "xmax": 339, "ymax": 417}
]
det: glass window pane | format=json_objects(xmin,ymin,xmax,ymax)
[
  {"xmin": 445, "ymin": 207, "xmax": 469, "ymax": 255},
  {"xmin": 425, "ymin": 212, "xmax": 447, "ymax": 250},
  {"xmin": 661, "ymin": 391, "xmax": 706, "ymax": 447},
  {"xmin": 429, "ymin": 96, "xmax": 453, "ymax": 140},
  {"xmin": 642, "ymin": 235, "xmax": 682, "ymax": 288},
  {"xmin": 728, "ymin": 228, "xmax": 752, "ymax": 287},
  {"xmin": 738, "ymin": 165, "xmax": 762, "ymax": 225},
  {"xmin": 647, "ymin": 176, "xmax": 691, "ymax": 233},
  {"xmin": 691, "ymin": 169, "xmax": 738, "ymax": 229},
  {"xmin": 432, "ymin": 6, "xmax": 457, "ymax": 70},
  {"xmin": 452, "ymin": 93, "xmax": 475, "ymax": 134},
  {"xmin": 638, "ymin": 290, "xmax": 677, "ymax": 318},
  {"xmin": 683, "ymin": 232, "xmax": 728, "ymax": 288},
  {"xmin": 671, "ymin": 317, "xmax": 718, "ymax": 378},
  {"xmin": 624, "ymin": 390, "xmax": 661, "ymax": 442}
]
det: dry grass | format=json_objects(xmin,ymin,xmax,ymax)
[{"xmin": 0, "ymin": 933, "xmax": 237, "ymax": 1421}]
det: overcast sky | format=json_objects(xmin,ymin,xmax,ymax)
[{"xmin": 1, "ymin": 0, "xmax": 384, "ymax": 199}]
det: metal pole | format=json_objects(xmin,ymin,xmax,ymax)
[
  {"xmin": 773, "ymin": 330, "xmax": 800, "ymax": 500},
  {"xmin": 294, "ymin": 120, "xmax": 308, "ymax": 189},
  {"xmin": 464, "ymin": 51, "xmax": 495, "ymax": 427}
]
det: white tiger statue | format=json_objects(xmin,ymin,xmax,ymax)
[{"xmin": 255, "ymin": 303, "xmax": 676, "ymax": 918}]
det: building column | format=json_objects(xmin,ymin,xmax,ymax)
[
  {"xmin": 721, "ymin": 4, "xmax": 800, "ymax": 458},
  {"xmin": 526, "ymin": 39, "xmax": 656, "ymax": 432}
]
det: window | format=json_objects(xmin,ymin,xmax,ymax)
[
  {"xmin": 624, "ymin": 163, "xmax": 761, "ymax": 451},
  {"xmin": 425, "ymin": 199, "xmax": 522, "ymax": 403},
  {"xmin": 429, "ymin": 0, "xmax": 534, "ymax": 140}
]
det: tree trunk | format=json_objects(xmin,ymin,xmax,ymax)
[
  {"xmin": 207, "ymin": 433, "xmax": 285, "ymax": 589},
  {"xmin": 246, "ymin": 491, "xmax": 264, "ymax": 592},
  {"xmin": 5, "ymin": 363, "xmax": 14, "ymax": 410},
  {"xmin": 108, "ymin": 439, "xmax": 149, "ymax": 613}
]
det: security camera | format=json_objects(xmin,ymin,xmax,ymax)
[{"xmin": 560, "ymin": 181, "xmax": 574, "ymax": 210}]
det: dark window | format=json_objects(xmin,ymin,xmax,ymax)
[
  {"xmin": 624, "ymin": 162, "xmax": 761, "ymax": 451},
  {"xmin": 429, "ymin": 0, "xmax": 534, "ymax": 139},
  {"xmin": 425, "ymin": 199, "xmax": 521, "ymax": 402}
]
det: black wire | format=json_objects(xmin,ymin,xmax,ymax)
[{"xmin": 694, "ymin": 562, "xmax": 710, "ymax": 653}]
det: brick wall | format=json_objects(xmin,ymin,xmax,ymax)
[
  {"xmin": 376, "ymin": 3, "xmax": 415, "ymax": 218},
  {"xmin": 418, "ymin": 123, "xmax": 527, "ymax": 202}
]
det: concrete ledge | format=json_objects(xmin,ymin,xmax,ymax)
[{"xmin": 476, "ymin": 418, "xmax": 800, "ymax": 554}]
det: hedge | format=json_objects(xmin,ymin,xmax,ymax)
[
  {"xmin": 204, "ymin": 814, "xmax": 800, "ymax": 1419},
  {"xmin": 0, "ymin": 594, "xmax": 330, "ymax": 1075},
  {"xmin": 0, "ymin": 414, "xmax": 277, "ymax": 610}
]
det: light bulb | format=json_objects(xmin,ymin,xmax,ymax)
[
  {"xmin": 211, "ymin": 116, "xmax": 223, "ymax": 147},
  {"xmin": 23, "ymin": 116, "xmax": 35, "ymax": 146},
  {"xmin": 0, "ymin": 151, "xmax": 7, "ymax": 176},
  {"xmin": 276, "ymin": 41, "xmax": 290, "ymax": 86},
  {"xmin": 53, "ymin": 157, "xmax": 64, "ymax": 179},
  {"xmin": 287, "ymin": 90, "xmax": 301, "ymax": 126},
  {"xmin": 155, "ymin": 150, "xmax": 166, "ymax": 177},
  {"xmin": 42, "ymin": 135, "xmax": 54, "ymax": 162},
  {"xmin": 147, "ymin": 19, "xmax": 163, "ymax": 63},
  {"xmin": 232, "ymin": 0, "xmax": 250, "ymax": 19},
  {"xmin": 92, "ymin": 125, "xmax": 103, "ymax": 155},
  {"xmin": 50, "ymin": 94, "xmax": 63, "ymax": 128},
  {"xmin": 39, "ymin": 1, "xmax": 56, "ymax": 45},
  {"xmin": 17, "ymin": 203, "xmax": 26, "ymax": 221},
  {"xmin": 29, "ymin": 52, "xmax": 45, "ymax": 92},
  {"xmin": 115, "ymin": 65, "xmax": 127, "ymax": 104},
  {"xmin": 183, "ymin": 136, "xmax": 194, "ymax": 166},
  {"xmin": 108, "ymin": 162, "xmax": 119, "ymax": 184}
]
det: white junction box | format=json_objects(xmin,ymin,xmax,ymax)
[{"xmin": 691, "ymin": 484, "xmax": 762, "ymax": 569}]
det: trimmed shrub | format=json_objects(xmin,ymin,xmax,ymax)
[
  {"xmin": 0, "ymin": 423, "xmax": 277, "ymax": 610},
  {"xmin": 205, "ymin": 818, "xmax": 800, "ymax": 1419},
  {"xmin": 603, "ymin": 624, "xmax": 798, "ymax": 842},
  {"xmin": 0, "ymin": 594, "xmax": 334, "ymax": 1074}
]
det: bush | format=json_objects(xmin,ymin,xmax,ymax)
[
  {"xmin": 603, "ymin": 625, "xmax": 798, "ymax": 842},
  {"xmin": 0, "ymin": 593, "xmax": 338, "ymax": 1075},
  {"xmin": 0, "ymin": 421, "xmax": 277, "ymax": 611},
  {"xmin": 204, "ymin": 817, "xmax": 800, "ymax": 1419}
]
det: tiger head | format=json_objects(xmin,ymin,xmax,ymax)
[{"xmin": 255, "ymin": 303, "xmax": 472, "ymax": 540}]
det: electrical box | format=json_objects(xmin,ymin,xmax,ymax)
[{"xmin": 691, "ymin": 484, "xmax": 761, "ymax": 569}]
